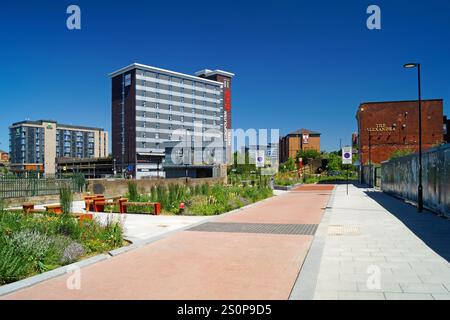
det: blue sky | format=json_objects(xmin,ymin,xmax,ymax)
[{"xmin": 1, "ymin": 0, "xmax": 450, "ymax": 152}]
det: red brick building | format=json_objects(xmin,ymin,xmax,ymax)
[
  {"xmin": 279, "ymin": 128, "xmax": 321, "ymax": 163},
  {"xmin": 356, "ymin": 99, "xmax": 445, "ymax": 164}
]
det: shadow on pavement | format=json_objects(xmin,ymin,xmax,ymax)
[{"xmin": 365, "ymin": 189, "xmax": 450, "ymax": 262}]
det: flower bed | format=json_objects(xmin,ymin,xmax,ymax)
[
  {"xmin": 122, "ymin": 182, "xmax": 273, "ymax": 216},
  {"xmin": 0, "ymin": 210, "xmax": 123, "ymax": 285}
]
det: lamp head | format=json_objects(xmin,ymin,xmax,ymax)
[{"xmin": 404, "ymin": 63, "xmax": 418, "ymax": 69}]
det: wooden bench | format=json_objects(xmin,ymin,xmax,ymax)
[
  {"xmin": 22, "ymin": 203, "xmax": 35, "ymax": 213},
  {"xmin": 84, "ymin": 195, "xmax": 105, "ymax": 211},
  {"xmin": 121, "ymin": 200, "xmax": 161, "ymax": 215},
  {"xmin": 70, "ymin": 213, "xmax": 94, "ymax": 225},
  {"xmin": 45, "ymin": 204, "xmax": 62, "ymax": 214}
]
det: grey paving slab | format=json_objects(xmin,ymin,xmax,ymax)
[
  {"xmin": 384, "ymin": 292, "xmax": 434, "ymax": 300},
  {"xmin": 296, "ymin": 184, "xmax": 450, "ymax": 300}
]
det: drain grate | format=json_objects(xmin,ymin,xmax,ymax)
[{"xmin": 187, "ymin": 222, "xmax": 318, "ymax": 235}]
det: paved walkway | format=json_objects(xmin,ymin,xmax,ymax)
[
  {"xmin": 2, "ymin": 185, "xmax": 332, "ymax": 300},
  {"xmin": 291, "ymin": 184, "xmax": 450, "ymax": 300}
]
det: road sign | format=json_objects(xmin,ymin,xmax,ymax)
[
  {"xmin": 342, "ymin": 147, "xmax": 352, "ymax": 165},
  {"xmin": 256, "ymin": 150, "xmax": 265, "ymax": 168}
]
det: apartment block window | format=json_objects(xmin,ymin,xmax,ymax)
[
  {"xmin": 142, "ymin": 80, "xmax": 146, "ymax": 86},
  {"xmin": 192, "ymin": 108, "xmax": 195, "ymax": 114},
  {"xmin": 169, "ymin": 105, "xmax": 172, "ymax": 111},
  {"xmin": 156, "ymin": 113, "xmax": 159, "ymax": 119},
  {"xmin": 142, "ymin": 101, "xmax": 146, "ymax": 107},
  {"xmin": 214, "ymin": 120, "xmax": 217, "ymax": 126},
  {"xmin": 180, "ymin": 106, "xmax": 184, "ymax": 112},
  {"xmin": 181, "ymin": 97, "xmax": 184, "ymax": 103},
  {"xmin": 168, "ymin": 115, "xmax": 172, "ymax": 121},
  {"xmin": 142, "ymin": 90, "xmax": 146, "ymax": 97},
  {"xmin": 155, "ymin": 133, "xmax": 159, "ymax": 139},
  {"xmin": 181, "ymin": 116, "xmax": 184, "ymax": 122},
  {"xmin": 156, "ymin": 102, "xmax": 159, "ymax": 109},
  {"xmin": 156, "ymin": 92, "xmax": 159, "ymax": 99}
]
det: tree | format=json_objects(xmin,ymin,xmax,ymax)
[{"xmin": 279, "ymin": 157, "xmax": 296, "ymax": 173}]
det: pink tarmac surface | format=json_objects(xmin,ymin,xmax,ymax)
[{"xmin": 2, "ymin": 186, "xmax": 333, "ymax": 300}]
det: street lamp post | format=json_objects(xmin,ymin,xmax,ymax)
[{"xmin": 404, "ymin": 62, "xmax": 423, "ymax": 212}]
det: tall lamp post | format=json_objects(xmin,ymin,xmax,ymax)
[{"xmin": 403, "ymin": 62, "xmax": 423, "ymax": 212}]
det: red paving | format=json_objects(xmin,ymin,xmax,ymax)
[{"xmin": 2, "ymin": 186, "xmax": 334, "ymax": 300}]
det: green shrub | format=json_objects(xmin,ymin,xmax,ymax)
[
  {"xmin": 59, "ymin": 186, "xmax": 73, "ymax": 216},
  {"xmin": 128, "ymin": 182, "xmax": 139, "ymax": 201},
  {"xmin": 0, "ymin": 245, "xmax": 31, "ymax": 285}
]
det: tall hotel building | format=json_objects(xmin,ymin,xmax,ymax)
[
  {"xmin": 109, "ymin": 63, "xmax": 234, "ymax": 179},
  {"xmin": 9, "ymin": 120, "xmax": 108, "ymax": 175}
]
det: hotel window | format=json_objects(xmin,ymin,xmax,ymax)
[
  {"xmin": 155, "ymin": 133, "xmax": 159, "ymax": 139},
  {"xmin": 156, "ymin": 113, "xmax": 159, "ymax": 119},
  {"xmin": 192, "ymin": 108, "xmax": 195, "ymax": 114},
  {"xmin": 142, "ymin": 90, "xmax": 146, "ymax": 97},
  {"xmin": 155, "ymin": 92, "xmax": 159, "ymax": 99},
  {"xmin": 181, "ymin": 97, "xmax": 184, "ymax": 103},
  {"xmin": 181, "ymin": 116, "xmax": 184, "ymax": 122},
  {"xmin": 180, "ymin": 106, "xmax": 184, "ymax": 112},
  {"xmin": 156, "ymin": 123, "xmax": 159, "ymax": 129},
  {"xmin": 168, "ymin": 115, "xmax": 172, "ymax": 121},
  {"xmin": 169, "ymin": 124, "xmax": 172, "ymax": 130},
  {"xmin": 169, "ymin": 105, "xmax": 172, "ymax": 111},
  {"xmin": 156, "ymin": 102, "xmax": 159, "ymax": 109},
  {"xmin": 141, "ymin": 80, "xmax": 146, "ymax": 86},
  {"xmin": 156, "ymin": 82, "xmax": 159, "ymax": 89},
  {"xmin": 142, "ymin": 101, "xmax": 146, "ymax": 107}
]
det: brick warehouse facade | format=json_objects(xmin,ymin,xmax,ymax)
[
  {"xmin": 279, "ymin": 128, "xmax": 321, "ymax": 163},
  {"xmin": 356, "ymin": 99, "xmax": 445, "ymax": 164}
]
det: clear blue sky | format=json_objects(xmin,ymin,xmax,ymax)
[{"xmin": 1, "ymin": 0, "xmax": 449, "ymax": 152}]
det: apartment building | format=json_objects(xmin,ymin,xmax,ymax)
[
  {"xmin": 9, "ymin": 120, "xmax": 108, "ymax": 174},
  {"xmin": 109, "ymin": 63, "xmax": 234, "ymax": 179}
]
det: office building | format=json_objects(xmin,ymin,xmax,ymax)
[
  {"xmin": 109, "ymin": 63, "xmax": 234, "ymax": 179},
  {"xmin": 356, "ymin": 99, "xmax": 445, "ymax": 164},
  {"xmin": 279, "ymin": 129, "xmax": 321, "ymax": 163},
  {"xmin": 9, "ymin": 120, "xmax": 108, "ymax": 174}
]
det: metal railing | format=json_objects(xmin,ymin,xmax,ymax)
[{"xmin": 0, "ymin": 174, "xmax": 86, "ymax": 199}]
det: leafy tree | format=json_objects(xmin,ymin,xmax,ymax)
[{"xmin": 279, "ymin": 157, "xmax": 296, "ymax": 173}]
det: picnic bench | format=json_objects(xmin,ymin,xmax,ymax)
[{"xmin": 120, "ymin": 200, "xmax": 161, "ymax": 215}]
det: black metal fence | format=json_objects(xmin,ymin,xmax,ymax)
[
  {"xmin": 0, "ymin": 174, "xmax": 86, "ymax": 199},
  {"xmin": 381, "ymin": 144, "xmax": 450, "ymax": 217}
]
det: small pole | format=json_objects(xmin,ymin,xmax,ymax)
[{"xmin": 346, "ymin": 164, "xmax": 349, "ymax": 195}]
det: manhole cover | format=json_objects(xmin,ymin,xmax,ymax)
[
  {"xmin": 328, "ymin": 225, "xmax": 360, "ymax": 236},
  {"xmin": 188, "ymin": 222, "xmax": 318, "ymax": 235}
]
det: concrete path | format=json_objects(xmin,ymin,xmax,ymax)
[
  {"xmin": 291, "ymin": 184, "xmax": 450, "ymax": 300},
  {"xmin": 1, "ymin": 186, "xmax": 332, "ymax": 300}
]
